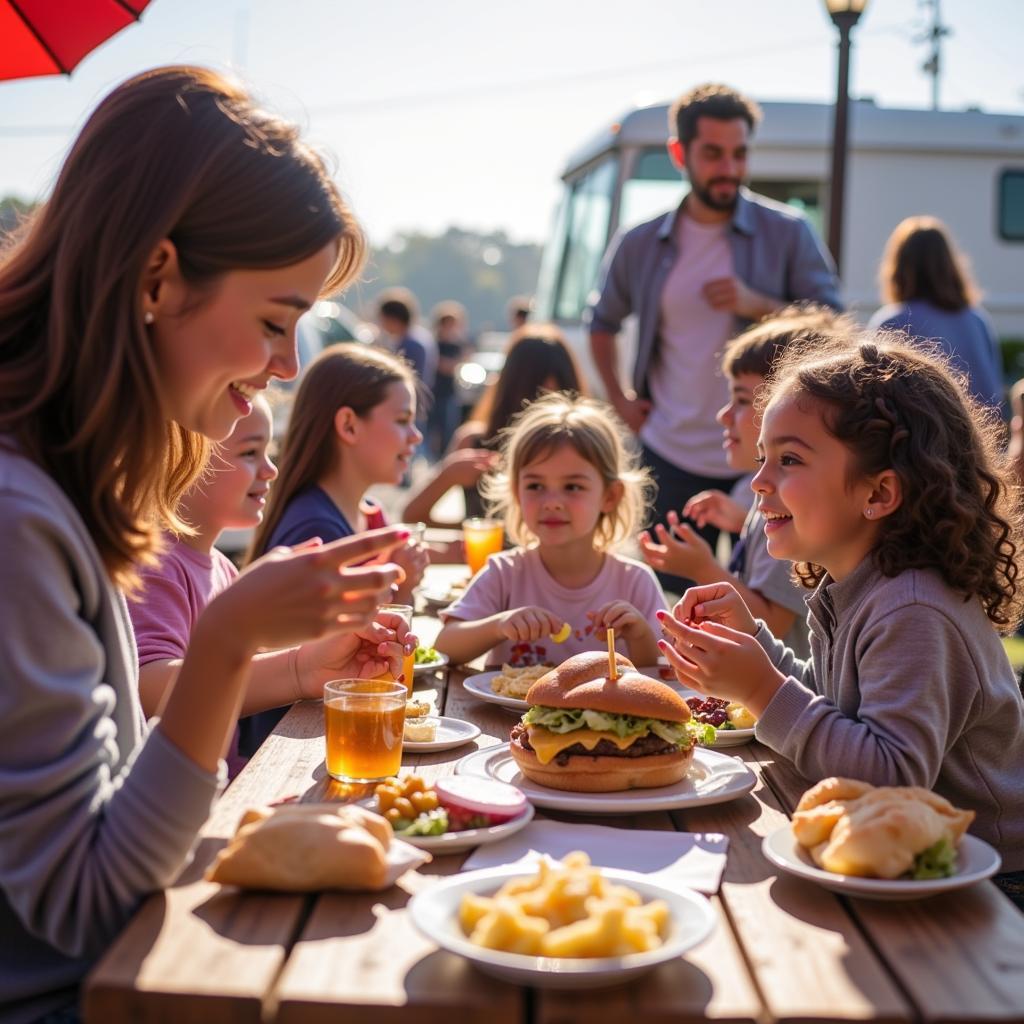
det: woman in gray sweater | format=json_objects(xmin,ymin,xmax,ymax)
[
  {"xmin": 660, "ymin": 333, "xmax": 1024, "ymax": 899},
  {"xmin": 0, "ymin": 68, "xmax": 410, "ymax": 1024}
]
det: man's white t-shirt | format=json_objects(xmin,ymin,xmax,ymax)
[{"xmin": 639, "ymin": 213, "xmax": 734, "ymax": 477}]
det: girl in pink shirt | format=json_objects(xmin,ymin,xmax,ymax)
[
  {"xmin": 437, "ymin": 392, "xmax": 665, "ymax": 667},
  {"xmin": 130, "ymin": 396, "xmax": 415, "ymax": 774}
]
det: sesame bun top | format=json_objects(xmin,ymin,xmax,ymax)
[{"xmin": 525, "ymin": 651, "xmax": 691, "ymax": 723}]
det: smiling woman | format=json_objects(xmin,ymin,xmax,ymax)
[{"xmin": 0, "ymin": 65, "xmax": 414, "ymax": 1022}]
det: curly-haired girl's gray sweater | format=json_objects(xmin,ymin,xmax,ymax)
[{"xmin": 755, "ymin": 555, "xmax": 1024, "ymax": 871}]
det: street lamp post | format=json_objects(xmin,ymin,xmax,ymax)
[{"xmin": 824, "ymin": 0, "xmax": 868, "ymax": 276}]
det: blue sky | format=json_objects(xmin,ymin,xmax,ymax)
[{"xmin": 1, "ymin": 0, "xmax": 1021, "ymax": 244}]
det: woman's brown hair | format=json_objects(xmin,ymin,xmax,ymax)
[
  {"xmin": 0, "ymin": 66, "xmax": 365, "ymax": 590},
  {"xmin": 765, "ymin": 333, "xmax": 1023, "ymax": 631},
  {"xmin": 471, "ymin": 323, "xmax": 584, "ymax": 445},
  {"xmin": 879, "ymin": 215, "xmax": 979, "ymax": 311},
  {"xmin": 249, "ymin": 343, "xmax": 413, "ymax": 559}
]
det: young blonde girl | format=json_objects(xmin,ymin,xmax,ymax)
[
  {"xmin": 242, "ymin": 343, "xmax": 429, "ymax": 754},
  {"xmin": 436, "ymin": 392, "xmax": 665, "ymax": 667},
  {"xmin": 659, "ymin": 333, "xmax": 1024, "ymax": 882},
  {"xmin": 0, "ymin": 67, "xmax": 408, "ymax": 1019}
]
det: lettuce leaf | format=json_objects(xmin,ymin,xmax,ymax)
[
  {"xmin": 522, "ymin": 705, "xmax": 711, "ymax": 749},
  {"xmin": 911, "ymin": 837, "xmax": 957, "ymax": 879},
  {"xmin": 395, "ymin": 808, "xmax": 449, "ymax": 836}
]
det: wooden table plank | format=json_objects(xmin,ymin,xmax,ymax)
[
  {"xmin": 681, "ymin": 747, "xmax": 911, "ymax": 1024},
  {"xmin": 83, "ymin": 716, "xmax": 325, "ymax": 1024},
  {"xmin": 271, "ymin": 670, "xmax": 524, "ymax": 1024},
  {"xmin": 760, "ymin": 754, "xmax": 1024, "ymax": 1022}
]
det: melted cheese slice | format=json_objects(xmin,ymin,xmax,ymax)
[{"xmin": 527, "ymin": 725, "xmax": 642, "ymax": 765}]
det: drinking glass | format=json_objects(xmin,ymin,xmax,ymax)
[
  {"xmin": 378, "ymin": 602, "xmax": 415, "ymax": 695},
  {"xmin": 462, "ymin": 517, "xmax": 504, "ymax": 576},
  {"xmin": 323, "ymin": 679, "xmax": 407, "ymax": 783}
]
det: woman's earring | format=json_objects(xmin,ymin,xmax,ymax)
[
  {"xmin": 144, "ymin": 311, "xmax": 155, "ymax": 325},
  {"xmin": 865, "ymin": 508, "xmax": 874, "ymax": 518}
]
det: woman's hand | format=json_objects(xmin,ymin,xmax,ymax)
[
  {"xmin": 656, "ymin": 613, "xmax": 784, "ymax": 714},
  {"xmin": 589, "ymin": 601, "xmax": 651, "ymax": 642},
  {"xmin": 638, "ymin": 512, "xmax": 717, "ymax": 581},
  {"xmin": 682, "ymin": 490, "xmax": 747, "ymax": 534},
  {"xmin": 498, "ymin": 606, "xmax": 563, "ymax": 643},
  {"xmin": 208, "ymin": 527, "xmax": 408, "ymax": 657},
  {"xmin": 296, "ymin": 609, "xmax": 418, "ymax": 698}
]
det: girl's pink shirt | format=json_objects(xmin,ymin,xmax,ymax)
[{"xmin": 440, "ymin": 546, "xmax": 666, "ymax": 667}]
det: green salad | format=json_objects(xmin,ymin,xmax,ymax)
[
  {"xmin": 910, "ymin": 837, "xmax": 957, "ymax": 879},
  {"xmin": 414, "ymin": 645, "xmax": 441, "ymax": 665},
  {"xmin": 394, "ymin": 807, "xmax": 449, "ymax": 837}
]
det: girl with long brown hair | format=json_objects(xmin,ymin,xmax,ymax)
[
  {"xmin": 241, "ymin": 342, "xmax": 429, "ymax": 755},
  {"xmin": 0, "ymin": 67, "xmax": 410, "ymax": 1019},
  {"xmin": 660, "ymin": 333, "xmax": 1024, "ymax": 893}
]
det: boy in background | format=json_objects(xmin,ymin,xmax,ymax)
[{"xmin": 640, "ymin": 304, "xmax": 845, "ymax": 658}]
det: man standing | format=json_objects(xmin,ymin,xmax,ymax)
[
  {"xmin": 588, "ymin": 84, "xmax": 840, "ymax": 588},
  {"xmin": 375, "ymin": 287, "xmax": 438, "ymax": 395}
]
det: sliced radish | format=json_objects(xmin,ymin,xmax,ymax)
[{"xmin": 434, "ymin": 776, "xmax": 527, "ymax": 825}]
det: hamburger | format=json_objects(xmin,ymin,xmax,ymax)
[{"xmin": 509, "ymin": 651, "xmax": 713, "ymax": 793}]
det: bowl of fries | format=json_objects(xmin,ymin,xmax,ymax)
[{"xmin": 408, "ymin": 851, "xmax": 715, "ymax": 988}]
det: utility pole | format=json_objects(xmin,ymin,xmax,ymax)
[{"xmin": 918, "ymin": 0, "xmax": 951, "ymax": 110}]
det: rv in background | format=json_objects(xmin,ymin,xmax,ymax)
[{"xmin": 534, "ymin": 98, "xmax": 1024, "ymax": 387}]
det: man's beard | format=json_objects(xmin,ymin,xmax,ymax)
[{"xmin": 690, "ymin": 176, "xmax": 742, "ymax": 212}]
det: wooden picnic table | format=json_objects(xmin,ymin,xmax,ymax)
[{"xmin": 84, "ymin": 565, "xmax": 1024, "ymax": 1024}]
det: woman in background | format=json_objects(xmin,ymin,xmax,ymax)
[
  {"xmin": 401, "ymin": 323, "xmax": 583, "ymax": 526},
  {"xmin": 869, "ymin": 215, "xmax": 1004, "ymax": 410}
]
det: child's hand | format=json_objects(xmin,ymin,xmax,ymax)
[
  {"xmin": 498, "ymin": 606, "xmax": 563, "ymax": 643},
  {"xmin": 589, "ymin": 601, "xmax": 651, "ymax": 642},
  {"xmin": 656, "ymin": 614, "xmax": 784, "ymax": 714},
  {"xmin": 297, "ymin": 609, "xmax": 418, "ymax": 697},
  {"xmin": 388, "ymin": 538, "xmax": 429, "ymax": 596},
  {"xmin": 682, "ymin": 490, "xmax": 746, "ymax": 534},
  {"xmin": 638, "ymin": 512, "xmax": 716, "ymax": 579},
  {"xmin": 673, "ymin": 581, "xmax": 758, "ymax": 636},
  {"xmin": 211, "ymin": 527, "xmax": 407, "ymax": 655},
  {"xmin": 438, "ymin": 447, "xmax": 500, "ymax": 487}
]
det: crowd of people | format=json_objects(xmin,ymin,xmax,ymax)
[{"xmin": 0, "ymin": 68, "xmax": 1021, "ymax": 1024}]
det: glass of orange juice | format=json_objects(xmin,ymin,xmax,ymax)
[
  {"xmin": 378, "ymin": 603, "xmax": 415, "ymax": 694},
  {"xmin": 462, "ymin": 517, "xmax": 504, "ymax": 576},
  {"xmin": 323, "ymin": 679, "xmax": 406, "ymax": 783}
]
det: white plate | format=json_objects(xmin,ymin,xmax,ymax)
[
  {"xmin": 413, "ymin": 652, "xmax": 450, "ymax": 677},
  {"xmin": 455, "ymin": 745, "xmax": 756, "ymax": 814},
  {"xmin": 761, "ymin": 826, "xmax": 1002, "ymax": 901},
  {"xmin": 421, "ymin": 585, "xmax": 467, "ymax": 610},
  {"xmin": 399, "ymin": 803, "xmax": 535, "ymax": 854},
  {"xmin": 403, "ymin": 716, "xmax": 481, "ymax": 753},
  {"xmin": 462, "ymin": 670, "xmax": 532, "ymax": 713},
  {"xmin": 409, "ymin": 863, "xmax": 715, "ymax": 988},
  {"xmin": 703, "ymin": 726, "xmax": 755, "ymax": 748}
]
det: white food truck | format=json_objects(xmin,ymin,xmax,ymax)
[{"xmin": 533, "ymin": 98, "xmax": 1024, "ymax": 385}]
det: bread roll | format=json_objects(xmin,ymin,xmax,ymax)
[{"xmin": 206, "ymin": 803, "xmax": 395, "ymax": 891}]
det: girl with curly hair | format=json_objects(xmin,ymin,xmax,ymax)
[
  {"xmin": 659, "ymin": 333, "xmax": 1024, "ymax": 881},
  {"xmin": 434, "ymin": 392, "xmax": 665, "ymax": 668}
]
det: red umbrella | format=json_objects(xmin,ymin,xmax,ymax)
[{"xmin": 0, "ymin": 0, "xmax": 154, "ymax": 82}]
